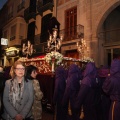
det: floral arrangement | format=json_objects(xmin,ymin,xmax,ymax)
[
  {"xmin": 79, "ymin": 57, "xmax": 94, "ymax": 63},
  {"xmin": 45, "ymin": 51, "xmax": 63, "ymax": 66}
]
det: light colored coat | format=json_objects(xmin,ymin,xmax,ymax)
[
  {"xmin": 2, "ymin": 79, "xmax": 34, "ymax": 119},
  {"xmin": 32, "ymin": 79, "xmax": 43, "ymax": 120}
]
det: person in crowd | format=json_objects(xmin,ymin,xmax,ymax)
[
  {"xmin": 102, "ymin": 59, "xmax": 120, "ymax": 120},
  {"xmin": 98, "ymin": 66, "xmax": 111, "ymax": 120},
  {"xmin": 62, "ymin": 64, "xmax": 83, "ymax": 120},
  {"xmin": 26, "ymin": 65, "xmax": 43, "ymax": 120},
  {"xmin": 53, "ymin": 66, "xmax": 68, "ymax": 120},
  {"xmin": 0, "ymin": 66, "xmax": 5, "ymax": 116},
  {"xmin": 2, "ymin": 61, "xmax": 34, "ymax": 120},
  {"xmin": 3, "ymin": 66, "xmax": 12, "ymax": 80},
  {"xmin": 74, "ymin": 62, "xmax": 99, "ymax": 120}
]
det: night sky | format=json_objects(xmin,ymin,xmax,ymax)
[{"xmin": 0, "ymin": 0, "xmax": 7, "ymax": 10}]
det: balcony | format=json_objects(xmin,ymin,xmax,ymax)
[
  {"xmin": 24, "ymin": 7, "xmax": 36, "ymax": 22},
  {"xmin": 10, "ymin": 36, "xmax": 16, "ymax": 41},
  {"xmin": 17, "ymin": 1, "xmax": 25, "ymax": 12},
  {"xmin": 37, "ymin": 2, "xmax": 54, "ymax": 16},
  {"xmin": 8, "ymin": 12, "xmax": 13, "ymax": 20},
  {"xmin": 60, "ymin": 24, "xmax": 84, "ymax": 42}
]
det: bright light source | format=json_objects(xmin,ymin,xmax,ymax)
[{"xmin": 1, "ymin": 38, "xmax": 8, "ymax": 45}]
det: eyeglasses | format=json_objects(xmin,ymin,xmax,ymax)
[{"xmin": 15, "ymin": 68, "xmax": 25, "ymax": 71}]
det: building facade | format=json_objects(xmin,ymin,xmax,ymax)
[
  {"xmin": 0, "ymin": 0, "xmax": 29, "ymax": 66},
  {"xmin": 0, "ymin": 0, "xmax": 120, "ymax": 67},
  {"xmin": 58, "ymin": 0, "xmax": 120, "ymax": 67}
]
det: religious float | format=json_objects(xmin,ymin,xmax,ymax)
[
  {"xmin": 19, "ymin": 27, "xmax": 94, "ymax": 112},
  {"xmin": 18, "ymin": 54, "xmax": 94, "ymax": 112}
]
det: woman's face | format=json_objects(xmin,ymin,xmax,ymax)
[
  {"xmin": 31, "ymin": 70, "xmax": 38, "ymax": 79},
  {"xmin": 14, "ymin": 64, "xmax": 25, "ymax": 78}
]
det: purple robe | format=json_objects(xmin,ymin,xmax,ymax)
[
  {"xmin": 62, "ymin": 64, "xmax": 82, "ymax": 120},
  {"xmin": 53, "ymin": 66, "xmax": 68, "ymax": 120},
  {"xmin": 75, "ymin": 62, "xmax": 98, "ymax": 120},
  {"xmin": 98, "ymin": 67, "xmax": 111, "ymax": 120},
  {"xmin": 102, "ymin": 59, "xmax": 120, "ymax": 120}
]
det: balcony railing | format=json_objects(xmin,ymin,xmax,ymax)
[
  {"xmin": 37, "ymin": 2, "xmax": 54, "ymax": 16},
  {"xmin": 8, "ymin": 12, "xmax": 13, "ymax": 20},
  {"xmin": 24, "ymin": 7, "xmax": 36, "ymax": 22},
  {"xmin": 60, "ymin": 24, "xmax": 84, "ymax": 42},
  {"xmin": 10, "ymin": 36, "xmax": 16, "ymax": 41},
  {"xmin": 17, "ymin": 1, "xmax": 25, "ymax": 12}
]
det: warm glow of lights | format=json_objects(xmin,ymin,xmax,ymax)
[
  {"xmin": 22, "ymin": 41, "xmax": 35, "ymax": 57},
  {"xmin": 47, "ymin": 28, "xmax": 63, "ymax": 52},
  {"xmin": 76, "ymin": 38, "xmax": 89, "ymax": 59},
  {"xmin": 6, "ymin": 47, "xmax": 19, "ymax": 52}
]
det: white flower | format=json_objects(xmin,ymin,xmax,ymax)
[
  {"xmin": 45, "ymin": 51, "xmax": 63, "ymax": 65},
  {"xmin": 80, "ymin": 57, "xmax": 94, "ymax": 62}
]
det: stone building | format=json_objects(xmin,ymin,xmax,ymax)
[
  {"xmin": 0, "ymin": 0, "xmax": 120, "ymax": 67},
  {"xmin": 58, "ymin": 0, "xmax": 120, "ymax": 67}
]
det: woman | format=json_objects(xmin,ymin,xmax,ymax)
[
  {"xmin": 2, "ymin": 61, "xmax": 34, "ymax": 120},
  {"xmin": 102, "ymin": 59, "xmax": 120, "ymax": 120},
  {"xmin": 26, "ymin": 65, "xmax": 43, "ymax": 120}
]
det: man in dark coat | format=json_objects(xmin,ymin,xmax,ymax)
[
  {"xmin": 102, "ymin": 59, "xmax": 120, "ymax": 120},
  {"xmin": 53, "ymin": 66, "xmax": 68, "ymax": 120}
]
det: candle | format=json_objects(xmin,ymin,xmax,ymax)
[
  {"xmin": 48, "ymin": 41, "xmax": 50, "ymax": 47},
  {"xmin": 23, "ymin": 43, "xmax": 25, "ymax": 48},
  {"xmin": 60, "ymin": 35, "xmax": 63, "ymax": 41},
  {"xmin": 76, "ymin": 42, "xmax": 79, "ymax": 47},
  {"xmin": 49, "ymin": 35, "xmax": 52, "ymax": 41},
  {"xmin": 81, "ymin": 39, "xmax": 83, "ymax": 43},
  {"xmin": 58, "ymin": 40, "xmax": 61, "ymax": 46},
  {"xmin": 57, "ymin": 44, "xmax": 59, "ymax": 49}
]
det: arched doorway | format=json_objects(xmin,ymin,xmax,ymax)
[{"xmin": 97, "ymin": 5, "xmax": 120, "ymax": 66}]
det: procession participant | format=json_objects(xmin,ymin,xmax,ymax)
[
  {"xmin": 53, "ymin": 66, "xmax": 68, "ymax": 120},
  {"xmin": 62, "ymin": 64, "xmax": 82, "ymax": 120},
  {"xmin": 75, "ymin": 62, "xmax": 99, "ymax": 120},
  {"xmin": 102, "ymin": 59, "xmax": 120, "ymax": 120}
]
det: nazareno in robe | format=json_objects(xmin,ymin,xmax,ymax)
[
  {"xmin": 102, "ymin": 59, "xmax": 120, "ymax": 120},
  {"xmin": 53, "ymin": 66, "xmax": 68, "ymax": 120},
  {"xmin": 75, "ymin": 62, "xmax": 99, "ymax": 120},
  {"xmin": 62, "ymin": 64, "xmax": 82, "ymax": 120}
]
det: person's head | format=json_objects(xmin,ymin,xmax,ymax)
[
  {"xmin": 10, "ymin": 61, "xmax": 26, "ymax": 79},
  {"xmin": 110, "ymin": 59, "xmax": 120, "ymax": 75},
  {"xmin": 0, "ymin": 66, "xmax": 4, "ymax": 73},
  {"xmin": 26, "ymin": 65, "xmax": 38, "ymax": 80}
]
